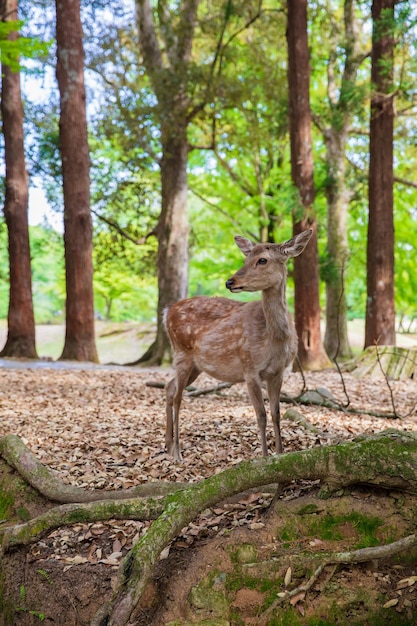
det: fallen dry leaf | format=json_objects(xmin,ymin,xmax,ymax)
[{"xmin": 0, "ymin": 365, "xmax": 415, "ymax": 567}]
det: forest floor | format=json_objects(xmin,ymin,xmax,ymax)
[{"xmin": 0, "ymin": 322, "xmax": 417, "ymax": 624}]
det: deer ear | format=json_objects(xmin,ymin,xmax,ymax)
[
  {"xmin": 279, "ymin": 229, "xmax": 313, "ymax": 260},
  {"xmin": 234, "ymin": 236, "xmax": 255, "ymax": 256}
]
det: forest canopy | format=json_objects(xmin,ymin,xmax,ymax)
[{"xmin": 0, "ymin": 0, "xmax": 416, "ymax": 346}]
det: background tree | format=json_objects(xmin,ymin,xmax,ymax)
[
  {"xmin": 0, "ymin": 0, "xmax": 37, "ymax": 358},
  {"xmin": 365, "ymin": 0, "xmax": 396, "ymax": 348},
  {"xmin": 312, "ymin": 0, "xmax": 368, "ymax": 360},
  {"xmin": 130, "ymin": 0, "xmax": 200, "ymax": 364},
  {"xmin": 55, "ymin": 0, "xmax": 98, "ymax": 362},
  {"xmin": 286, "ymin": 0, "xmax": 330, "ymax": 370},
  {"xmin": 1, "ymin": 0, "xmax": 416, "ymax": 363}
]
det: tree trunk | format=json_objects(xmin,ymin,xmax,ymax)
[
  {"xmin": 365, "ymin": 0, "xmax": 396, "ymax": 348},
  {"xmin": 322, "ymin": 0, "xmax": 363, "ymax": 361},
  {"xmin": 323, "ymin": 127, "xmax": 352, "ymax": 360},
  {"xmin": 133, "ymin": 0, "xmax": 199, "ymax": 365},
  {"xmin": 0, "ymin": 0, "xmax": 38, "ymax": 359},
  {"xmin": 152, "ymin": 129, "xmax": 189, "ymax": 364},
  {"xmin": 286, "ymin": 0, "xmax": 330, "ymax": 371},
  {"xmin": 55, "ymin": 0, "xmax": 98, "ymax": 362}
]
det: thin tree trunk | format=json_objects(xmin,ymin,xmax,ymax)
[
  {"xmin": 0, "ymin": 0, "xmax": 38, "ymax": 359},
  {"xmin": 286, "ymin": 0, "xmax": 330, "ymax": 371},
  {"xmin": 322, "ymin": 0, "xmax": 362, "ymax": 361},
  {"xmin": 324, "ymin": 128, "xmax": 352, "ymax": 360},
  {"xmin": 55, "ymin": 0, "xmax": 98, "ymax": 362},
  {"xmin": 365, "ymin": 0, "xmax": 396, "ymax": 348}
]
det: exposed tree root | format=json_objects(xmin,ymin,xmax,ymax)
[
  {"xmin": 258, "ymin": 533, "xmax": 417, "ymax": 624},
  {"xmin": 1, "ymin": 497, "xmax": 166, "ymax": 553},
  {"xmin": 1, "ymin": 431, "xmax": 417, "ymax": 626},
  {"xmin": 0, "ymin": 434, "xmax": 187, "ymax": 503}
]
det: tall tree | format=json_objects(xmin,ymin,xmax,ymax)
[
  {"xmin": 318, "ymin": 0, "xmax": 366, "ymax": 360},
  {"xmin": 286, "ymin": 0, "xmax": 330, "ymax": 370},
  {"xmin": 133, "ymin": 0, "xmax": 199, "ymax": 365},
  {"xmin": 0, "ymin": 0, "xmax": 38, "ymax": 358},
  {"xmin": 365, "ymin": 0, "xmax": 396, "ymax": 348},
  {"xmin": 55, "ymin": 0, "xmax": 98, "ymax": 362}
]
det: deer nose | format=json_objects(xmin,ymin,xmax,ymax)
[{"xmin": 225, "ymin": 278, "xmax": 235, "ymax": 290}]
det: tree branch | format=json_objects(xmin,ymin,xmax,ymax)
[
  {"xmin": 91, "ymin": 208, "xmax": 157, "ymax": 246},
  {"xmin": 135, "ymin": 0, "xmax": 164, "ymax": 94}
]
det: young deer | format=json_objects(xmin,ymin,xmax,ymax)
[{"xmin": 164, "ymin": 229, "xmax": 313, "ymax": 461}]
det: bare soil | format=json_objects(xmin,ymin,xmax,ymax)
[{"xmin": 0, "ymin": 363, "xmax": 416, "ymax": 625}]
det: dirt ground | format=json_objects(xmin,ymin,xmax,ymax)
[{"xmin": 0, "ymin": 363, "xmax": 416, "ymax": 625}]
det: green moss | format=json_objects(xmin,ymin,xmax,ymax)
[
  {"xmin": 16, "ymin": 507, "xmax": 30, "ymax": 522},
  {"xmin": 188, "ymin": 572, "xmax": 228, "ymax": 618},
  {"xmin": 297, "ymin": 503, "xmax": 320, "ymax": 515},
  {"xmin": 0, "ymin": 487, "xmax": 14, "ymax": 520},
  {"xmin": 267, "ymin": 607, "xmax": 304, "ymax": 625},
  {"xmin": 307, "ymin": 511, "xmax": 384, "ymax": 547},
  {"xmin": 233, "ymin": 543, "xmax": 258, "ymax": 564},
  {"xmin": 280, "ymin": 519, "xmax": 301, "ymax": 542}
]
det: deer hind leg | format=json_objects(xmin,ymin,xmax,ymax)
[
  {"xmin": 165, "ymin": 361, "xmax": 200, "ymax": 461},
  {"xmin": 246, "ymin": 378, "xmax": 269, "ymax": 456},
  {"xmin": 267, "ymin": 376, "xmax": 284, "ymax": 454}
]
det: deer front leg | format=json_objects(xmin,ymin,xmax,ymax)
[
  {"xmin": 165, "ymin": 378, "xmax": 182, "ymax": 460},
  {"xmin": 165, "ymin": 365, "xmax": 200, "ymax": 461},
  {"xmin": 267, "ymin": 376, "xmax": 283, "ymax": 454},
  {"xmin": 246, "ymin": 378, "xmax": 268, "ymax": 456}
]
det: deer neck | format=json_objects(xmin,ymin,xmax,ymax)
[{"xmin": 261, "ymin": 279, "xmax": 291, "ymax": 341}]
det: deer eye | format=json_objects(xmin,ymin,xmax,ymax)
[{"xmin": 257, "ymin": 258, "xmax": 268, "ymax": 265}]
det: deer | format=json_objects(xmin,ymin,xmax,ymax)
[{"xmin": 164, "ymin": 228, "xmax": 313, "ymax": 461}]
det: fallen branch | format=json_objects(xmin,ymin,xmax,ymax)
[
  {"xmin": 145, "ymin": 380, "xmax": 233, "ymax": 396},
  {"xmin": 186, "ymin": 382, "xmax": 234, "ymax": 396},
  {"xmin": 145, "ymin": 379, "xmax": 402, "ymax": 419}
]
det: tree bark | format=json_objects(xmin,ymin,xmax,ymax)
[
  {"xmin": 56, "ymin": 0, "xmax": 98, "ymax": 362},
  {"xmin": 365, "ymin": 0, "xmax": 396, "ymax": 348},
  {"xmin": 0, "ymin": 0, "xmax": 38, "ymax": 359},
  {"xmin": 132, "ymin": 0, "xmax": 199, "ymax": 365},
  {"xmin": 286, "ymin": 0, "xmax": 330, "ymax": 371}
]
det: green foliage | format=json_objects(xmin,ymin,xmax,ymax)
[
  {"xmin": 1, "ymin": 0, "xmax": 415, "ymax": 328},
  {"xmin": 29, "ymin": 226, "xmax": 65, "ymax": 323},
  {"xmin": 0, "ymin": 21, "xmax": 50, "ymax": 71},
  {"xmin": 36, "ymin": 570, "xmax": 53, "ymax": 586}
]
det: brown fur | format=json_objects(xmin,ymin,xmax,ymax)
[{"xmin": 164, "ymin": 230, "xmax": 313, "ymax": 460}]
